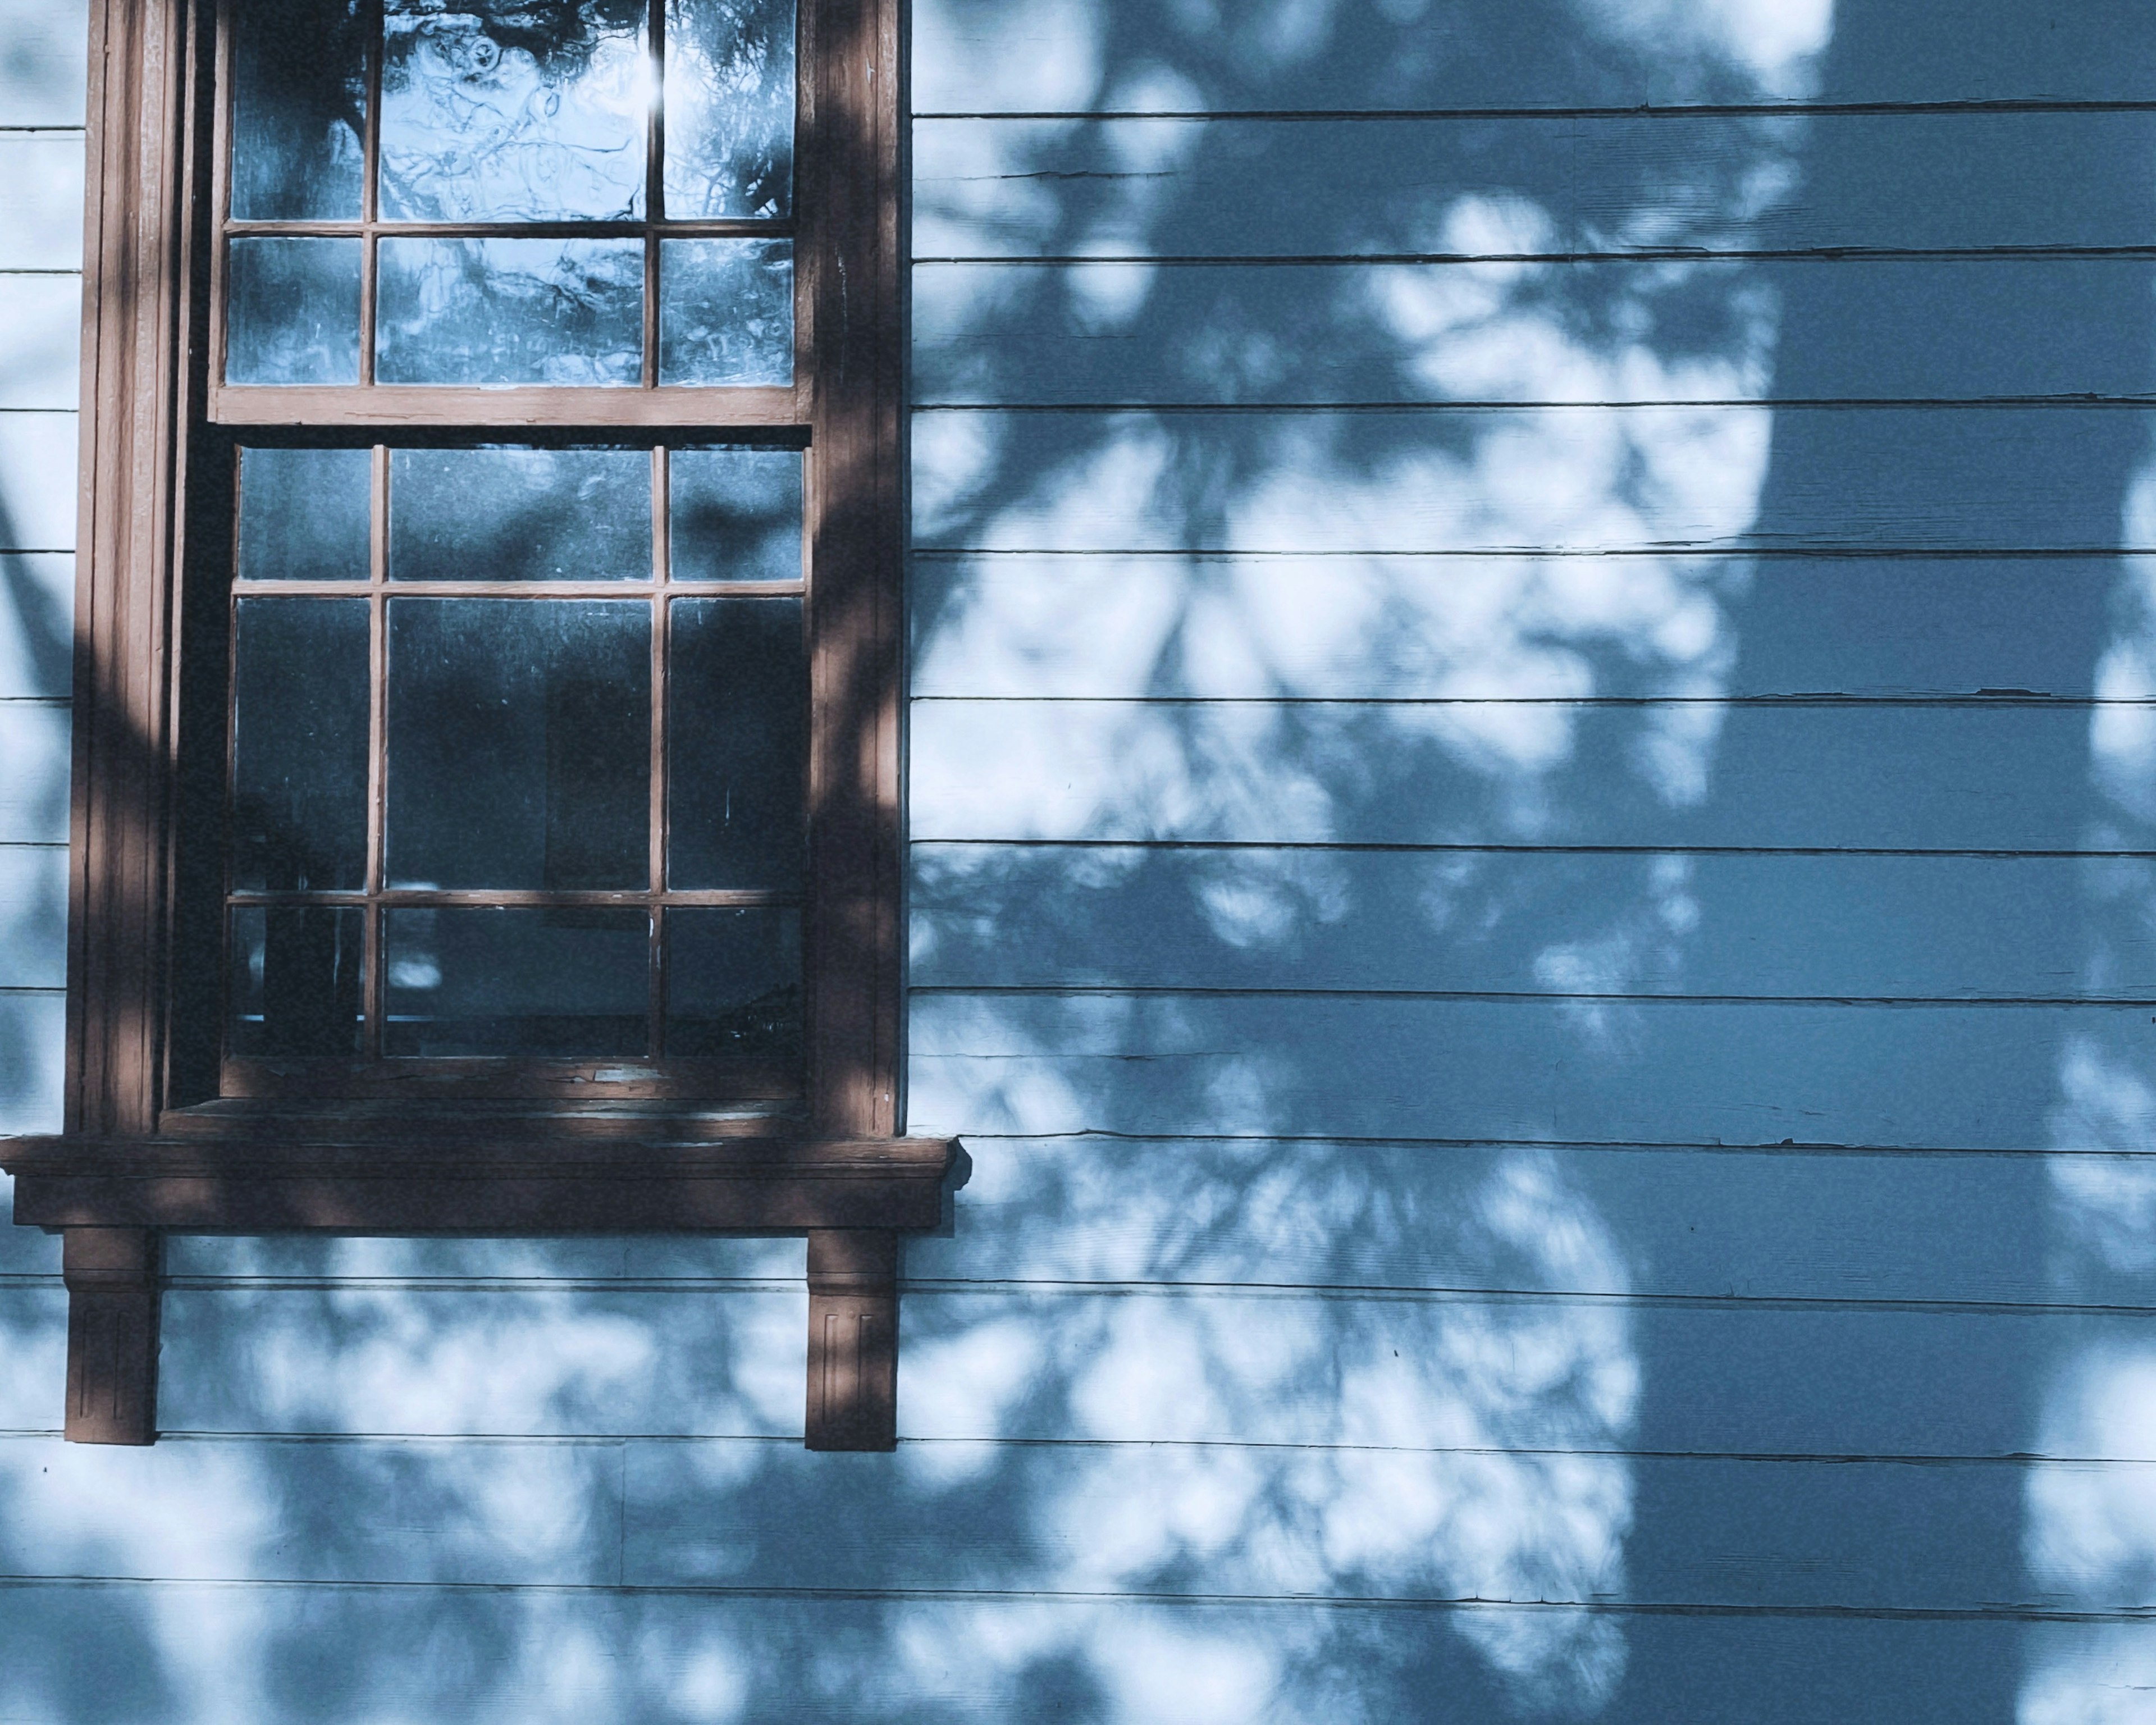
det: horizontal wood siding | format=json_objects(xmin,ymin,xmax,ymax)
[
  {"xmin": 0, "ymin": 47, "xmax": 77, "ymax": 1153},
  {"xmin": 897, "ymin": 0, "xmax": 2156, "ymax": 1717}
]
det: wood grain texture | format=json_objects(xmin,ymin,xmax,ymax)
[
  {"xmin": 912, "ymin": 0, "xmax": 2156, "ymax": 114},
  {"xmin": 910, "ymin": 700, "xmax": 2126, "ymax": 850},
  {"xmin": 912, "ymin": 406, "xmax": 2156, "ymax": 554},
  {"xmin": 914, "ymin": 114, "xmax": 2156, "ymax": 261},
  {"xmin": 149, "ymin": 1284, "xmax": 2152, "ymax": 1455},
  {"xmin": 907, "ymin": 992, "xmax": 2156, "ymax": 1148},
  {"xmin": 0, "ymin": 135, "xmax": 83, "ymax": 271}
]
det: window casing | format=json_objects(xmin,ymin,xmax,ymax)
[{"xmin": 2, "ymin": 0, "xmax": 947, "ymax": 1452}]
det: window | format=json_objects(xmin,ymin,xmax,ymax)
[{"xmin": 4, "ymin": 0, "xmax": 948, "ymax": 1452}]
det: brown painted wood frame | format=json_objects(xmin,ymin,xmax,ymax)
[{"xmin": 0, "ymin": 0, "xmax": 949, "ymax": 1450}]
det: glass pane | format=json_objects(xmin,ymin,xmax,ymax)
[
  {"xmin": 669, "ymin": 448, "xmax": 800, "ymax": 583},
  {"xmin": 227, "ymin": 905, "xmax": 364, "ymax": 1057},
  {"xmin": 230, "ymin": 0, "xmax": 367, "ymax": 220},
  {"xmin": 659, "ymin": 239, "xmax": 792, "ymax": 386},
  {"xmin": 387, "ymin": 599, "xmax": 650, "ymax": 890},
  {"xmin": 666, "ymin": 906, "xmax": 801, "ymax": 1058},
  {"xmin": 377, "ymin": 237, "xmax": 642, "ymax": 385},
  {"xmin": 669, "ymin": 597, "xmax": 802, "ymax": 889},
  {"xmin": 664, "ymin": 0, "xmax": 795, "ymax": 219},
  {"xmin": 238, "ymin": 449, "xmax": 372, "ymax": 583},
  {"xmin": 385, "ymin": 906, "xmax": 647, "ymax": 1057},
  {"xmin": 227, "ymin": 238, "xmax": 362, "ymax": 385},
  {"xmin": 232, "ymin": 598, "xmax": 370, "ymax": 892},
  {"xmin": 380, "ymin": 3, "xmax": 646, "ymax": 222},
  {"xmin": 391, "ymin": 448, "xmax": 650, "ymax": 582}
]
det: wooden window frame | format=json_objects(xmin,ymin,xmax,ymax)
[{"xmin": 1, "ymin": 0, "xmax": 953, "ymax": 1450}]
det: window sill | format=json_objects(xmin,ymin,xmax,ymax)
[{"xmin": 1, "ymin": 1125, "xmax": 958, "ymax": 1449}]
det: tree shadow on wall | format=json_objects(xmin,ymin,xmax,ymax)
[{"xmin": 11, "ymin": 0, "xmax": 2156, "ymax": 1721}]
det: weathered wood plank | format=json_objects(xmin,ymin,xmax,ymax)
[
  {"xmin": 911, "ymin": 407, "xmax": 2156, "ymax": 554},
  {"xmin": 909, "ymin": 554, "xmax": 2126, "ymax": 701},
  {"xmin": 907, "ymin": 993, "xmax": 2156, "ymax": 1148},
  {"xmin": 0, "ymin": 1582, "xmax": 2123, "ymax": 1725},
  {"xmin": 911, "ymin": 850, "xmax": 2135, "ymax": 1000},
  {"xmin": 0, "ymin": 135, "xmax": 83, "ymax": 272},
  {"xmin": 0, "ymin": 276, "xmax": 80, "ymax": 410},
  {"xmin": 0, "ymin": 0, "xmax": 88, "ymax": 128},
  {"xmin": 909, "ymin": 700, "xmax": 2127, "ymax": 850},
  {"xmin": 0, "ymin": 412, "xmax": 77, "ymax": 552},
  {"xmin": 913, "ymin": 0, "xmax": 2156, "ymax": 114},
  {"xmin": 0, "ymin": 702, "xmax": 70, "ymax": 843},
  {"xmin": 914, "ymin": 115, "xmax": 2156, "ymax": 261},
  {"xmin": 0, "ymin": 988, "xmax": 62, "ymax": 1134},
  {"xmin": 913, "ymin": 259, "xmax": 2156, "ymax": 407}
]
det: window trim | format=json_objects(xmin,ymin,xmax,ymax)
[{"xmin": 0, "ymin": 0, "xmax": 952, "ymax": 1452}]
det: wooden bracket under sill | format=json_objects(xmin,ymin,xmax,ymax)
[{"xmin": 1, "ymin": 1131, "xmax": 961, "ymax": 1450}]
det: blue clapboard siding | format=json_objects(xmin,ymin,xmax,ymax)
[
  {"xmin": 0, "ymin": 1586, "xmax": 2134, "ymax": 1725},
  {"xmin": 914, "ymin": 114, "xmax": 2156, "ymax": 259},
  {"xmin": 147, "ymin": 1286, "xmax": 2150, "ymax": 1452},
  {"xmin": 915, "ymin": 259, "xmax": 2156, "ymax": 405},
  {"xmin": 913, "ymin": 407, "xmax": 2156, "ymax": 553},
  {"xmin": 913, "ymin": 851, "xmax": 2150, "ymax": 998},
  {"xmin": 0, "ymin": 63, "xmax": 76, "ymax": 1153},
  {"xmin": 910, "ymin": 701, "xmax": 2134, "ymax": 849},
  {"xmin": 912, "ymin": 556, "xmax": 2131, "ymax": 699},
  {"xmin": 913, "ymin": 0, "xmax": 2156, "ymax": 112}
]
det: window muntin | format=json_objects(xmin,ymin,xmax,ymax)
[
  {"xmin": 223, "ymin": 441, "xmax": 809, "ymax": 1097},
  {"xmin": 217, "ymin": 0, "xmax": 799, "ymax": 394}
]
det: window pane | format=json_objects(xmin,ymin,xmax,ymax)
[
  {"xmin": 377, "ymin": 238, "xmax": 643, "ymax": 385},
  {"xmin": 230, "ymin": 0, "xmax": 367, "ymax": 220},
  {"xmin": 238, "ymin": 449, "xmax": 372, "ymax": 583},
  {"xmin": 664, "ymin": 0, "xmax": 795, "ymax": 219},
  {"xmin": 227, "ymin": 238, "xmax": 363, "ymax": 385},
  {"xmin": 669, "ymin": 597, "xmax": 803, "ymax": 889},
  {"xmin": 380, "ymin": 3, "xmax": 646, "ymax": 222},
  {"xmin": 387, "ymin": 599, "xmax": 650, "ymax": 890},
  {"xmin": 232, "ymin": 598, "xmax": 371, "ymax": 892},
  {"xmin": 227, "ymin": 905, "xmax": 364, "ymax": 1057},
  {"xmin": 385, "ymin": 906, "xmax": 647, "ymax": 1056},
  {"xmin": 659, "ymin": 239, "xmax": 792, "ymax": 386},
  {"xmin": 666, "ymin": 906, "xmax": 800, "ymax": 1058},
  {"xmin": 670, "ymin": 448, "xmax": 801, "ymax": 583},
  {"xmin": 392, "ymin": 449, "xmax": 651, "ymax": 582}
]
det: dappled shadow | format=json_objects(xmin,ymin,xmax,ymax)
[{"xmin": 10, "ymin": 0, "xmax": 2156, "ymax": 1719}]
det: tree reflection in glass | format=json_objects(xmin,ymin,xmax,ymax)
[{"xmin": 379, "ymin": 1, "xmax": 647, "ymax": 223}]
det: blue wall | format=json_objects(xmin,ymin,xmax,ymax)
[{"xmin": 2, "ymin": 0, "xmax": 2154, "ymax": 1718}]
